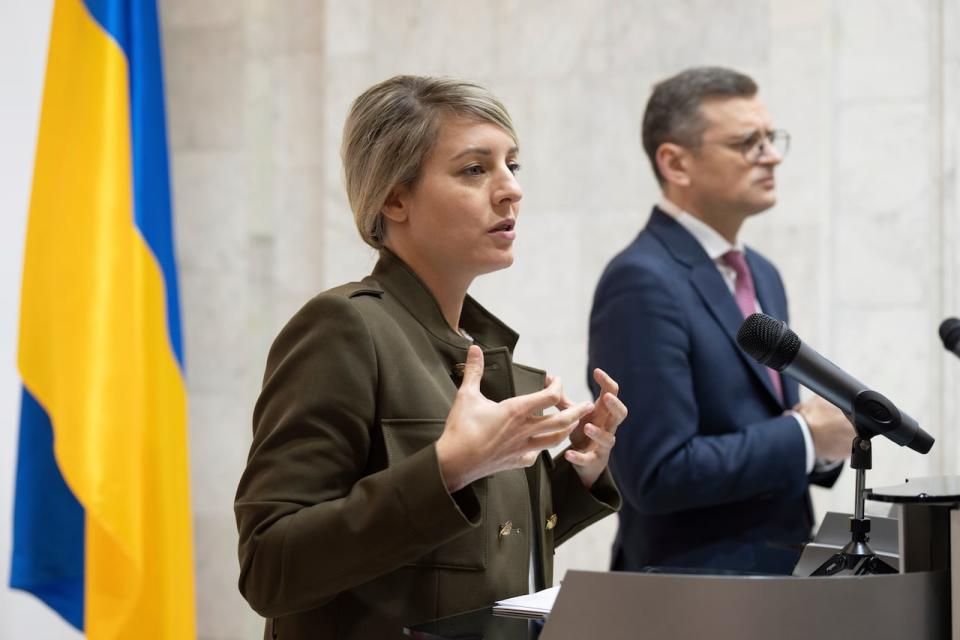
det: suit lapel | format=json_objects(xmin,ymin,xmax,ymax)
[
  {"xmin": 747, "ymin": 250, "xmax": 782, "ymax": 319},
  {"xmin": 746, "ymin": 250, "xmax": 794, "ymax": 407},
  {"xmin": 689, "ymin": 266, "xmax": 782, "ymax": 406},
  {"xmin": 647, "ymin": 209, "xmax": 783, "ymax": 407}
]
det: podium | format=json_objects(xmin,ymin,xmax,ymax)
[
  {"xmin": 540, "ymin": 569, "xmax": 945, "ymax": 639},
  {"xmin": 867, "ymin": 475, "xmax": 960, "ymax": 639},
  {"xmin": 541, "ymin": 476, "xmax": 960, "ymax": 640},
  {"xmin": 405, "ymin": 476, "xmax": 960, "ymax": 640}
]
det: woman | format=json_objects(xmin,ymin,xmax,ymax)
[{"xmin": 235, "ymin": 75, "xmax": 627, "ymax": 640}]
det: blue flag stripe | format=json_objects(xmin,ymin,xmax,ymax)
[{"xmin": 10, "ymin": 387, "xmax": 85, "ymax": 630}]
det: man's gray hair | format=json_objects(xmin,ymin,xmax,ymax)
[{"xmin": 642, "ymin": 67, "xmax": 758, "ymax": 184}]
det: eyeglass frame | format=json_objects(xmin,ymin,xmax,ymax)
[{"xmin": 695, "ymin": 129, "xmax": 791, "ymax": 165}]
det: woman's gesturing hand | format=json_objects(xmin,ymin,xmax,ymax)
[
  {"xmin": 552, "ymin": 368, "xmax": 628, "ymax": 489},
  {"xmin": 436, "ymin": 346, "xmax": 594, "ymax": 492}
]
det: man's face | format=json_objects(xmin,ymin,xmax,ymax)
[{"xmin": 684, "ymin": 96, "xmax": 782, "ymax": 218}]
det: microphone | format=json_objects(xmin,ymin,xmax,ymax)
[
  {"xmin": 736, "ymin": 313, "xmax": 933, "ymax": 454},
  {"xmin": 940, "ymin": 317, "xmax": 960, "ymax": 358}
]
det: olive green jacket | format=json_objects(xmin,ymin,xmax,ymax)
[{"xmin": 235, "ymin": 250, "xmax": 621, "ymax": 639}]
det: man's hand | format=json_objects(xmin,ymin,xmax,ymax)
[{"xmin": 794, "ymin": 395, "xmax": 855, "ymax": 461}]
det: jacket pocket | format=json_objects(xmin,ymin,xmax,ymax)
[
  {"xmin": 381, "ymin": 418, "xmax": 486, "ymax": 571},
  {"xmin": 512, "ymin": 362, "xmax": 546, "ymax": 397}
]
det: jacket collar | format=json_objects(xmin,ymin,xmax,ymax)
[
  {"xmin": 646, "ymin": 207, "xmax": 782, "ymax": 316},
  {"xmin": 657, "ymin": 198, "xmax": 745, "ymax": 259},
  {"xmin": 367, "ymin": 249, "xmax": 520, "ymax": 354},
  {"xmin": 645, "ymin": 207, "xmax": 785, "ymax": 407},
  {"xmin": 646, "ymin": 206, "xmax": 716, "ymax": 268}
]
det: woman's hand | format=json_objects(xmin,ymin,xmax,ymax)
[
  {"xmin": 551, "ymin": 368, "xmax": 627, "ymax": 489},
  {"xmin": 436, "ymin": 346, "xmax": 594, "ymax": 492}
]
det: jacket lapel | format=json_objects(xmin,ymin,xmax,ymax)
[
  {"xmin": 746, "ymin": 250, "xmax": 793, "ymax": 406},
  {"xmin": 746, "ymin": 250, "xmax": 782, "ymax": 319},
  {"xmin": 647, "ymin": 209, "xmax": 783, "ymax": 406},
  {"xmin": 369, "ymin": 249, "xmax": 522, "ymax": 402}
]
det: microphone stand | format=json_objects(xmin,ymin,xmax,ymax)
[{"xmin": 810, "ymin": 393, "xmax": 898, "ymax": 576}]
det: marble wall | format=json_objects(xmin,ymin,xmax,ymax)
[
  {"xmin": 158, "ymin": 1, "xmax": 960, "ymax": 637},
  {"xmin": 162, "ymin": 1, "xmax": 327, "ymax": 636}
]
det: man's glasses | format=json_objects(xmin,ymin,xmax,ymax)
[{"xmin": 703, "ymin": 129, "xmax": 791, "ymax": 164}]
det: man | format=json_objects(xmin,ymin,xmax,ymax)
[{"xmin": 588, "ymin": 67, "xmax": 854, "ymax": 575}]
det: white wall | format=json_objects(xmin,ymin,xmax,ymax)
[{"xmin": 1, "ymin": 1, "xmax": 958, "ymax": 639}]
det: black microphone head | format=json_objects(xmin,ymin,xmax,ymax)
[
  {"xmin": 940, "ymin": 317, "xmax": 960, "ymax": 352},
  {"xmin": 736, "ymin": 313, "xmax": 801, "ymax": 371}
]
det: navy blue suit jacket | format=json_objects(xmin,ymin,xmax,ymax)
[{"xmin": 588, "ymin": 208, "xmax": 840, "ymax": 574}]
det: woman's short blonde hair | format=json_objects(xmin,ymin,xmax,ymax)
[{"xmin": 342, "ymin": 75, "xmax": 517, "ymax": 248}]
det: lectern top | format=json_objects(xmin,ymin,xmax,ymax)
[{"xmin": 867, "ymin": 475, "xmax": 960, "ymax": 504}]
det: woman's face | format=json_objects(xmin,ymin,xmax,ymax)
[{"xmin": 386, "ymin": 115, "xmax": 522, "ymax": 285}]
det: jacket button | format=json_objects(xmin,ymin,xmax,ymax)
[
  {"xmin": 453, "ymin": 363, "xmax": 466, "ymax": 376},
  {"xmin": 498, "ymin": 521, "xmax": 513, "ymax": 539},
  {"xmin": 545, "ymin": 514, "xmax": 558, "ymax": 530}
]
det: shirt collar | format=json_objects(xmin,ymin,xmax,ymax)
[
  {"xmin": 657, "ymin": 197, "xmax": 745, "ymax": 260},
  {"xmin": 367, "ymin": 248, "xmax": 520, "ymax": 353}
]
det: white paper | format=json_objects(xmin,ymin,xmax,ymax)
[{"xmin": 492, "ymin": 585, "xmax": 560, "ymax": 618}]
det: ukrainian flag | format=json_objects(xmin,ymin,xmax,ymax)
[{"xmin": 11, "ymin": 0, "xmax": 196, "ymax": 637}]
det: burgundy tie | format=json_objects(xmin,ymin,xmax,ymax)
[{"xmin": 722, "ymin": 250, "xmax": 784, "ymax": 403}]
